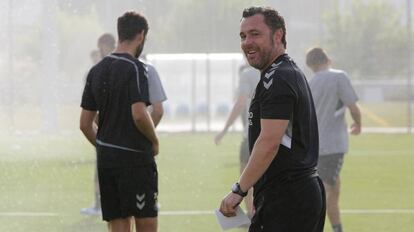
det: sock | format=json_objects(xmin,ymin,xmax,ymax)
[
  {"xmin": 95, "ymin": 192, "xmax": 101, "ymax": 209},
  {"xmin": 332, "ymin": 224, "xmax": 343, "ymax": 232}
]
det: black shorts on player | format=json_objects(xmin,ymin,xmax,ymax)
[
  {"xmin": 98, "ymin": 164, "xmax": 158, "ymax": 221},
  {"xmin": 249, "ymin": 177, "xmax": 326, "ymax": 232}
]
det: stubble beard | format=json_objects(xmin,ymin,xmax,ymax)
[
  {"xmin": 135, "ymin": 42, "xmax": 145, "ymax": 58},
  {"xmin": 247, "ymin": 38, "xmax": 276, "ymax": 71}
]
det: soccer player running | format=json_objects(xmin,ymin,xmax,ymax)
[
  {"xmin": 219, "ymin": 7, "xmax": 326, "ymax": 232},
  {"xmin": 306, "ymin": 47, "xmax": 361, "ymax": 232},
  {"xmin": 80, "ymin": 11, "xmax": 159, "ymax": 232}
]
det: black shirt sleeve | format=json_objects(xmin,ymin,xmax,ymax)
[
  {"xmin": 80, "ymin": 68, "xmax": 97, "ymax": 111},
  {"xmin": 260, "ymin": 77, "xmax": 295, "ymax": 120}
]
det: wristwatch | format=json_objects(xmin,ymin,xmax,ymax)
[{"xmin": 231, "ymin": 182, "xmax": 248, "ymax": 197}]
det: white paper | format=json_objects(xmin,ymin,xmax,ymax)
[{"xmin": 215, "ymin": 206, "xmax": 251, "ymax": 230}]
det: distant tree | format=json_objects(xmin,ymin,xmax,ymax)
[
  {"xmin": 57, "ymin": 7, "xmax": 103, "ymax": 79},
  {"xmin": 145, "ymin": 0, "xmax": 266, "ymax": 53},
  {"xmin": 324, "ymin": 0, "xmax": 408, "ymax": 79},
  {"xmin": 61, "ymin": 0, "xmax": 267, "ymax": 53}
]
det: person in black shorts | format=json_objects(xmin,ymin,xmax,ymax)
[
  {"xmin": 306, "ymin": 47, "xmax": 361, "ymax": 232},
  {"xmin": 80, "ymin": 11, "xmax": 159, "ymax": 232},
  {"xmin": 81, "ymin": 33, "xmax": 116, "ymax": 217},
  {"xmin": 219, "ymin": 6, "xmax": 325, "ymax": 232}
]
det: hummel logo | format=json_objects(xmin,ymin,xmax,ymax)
[
  {"xmin": 136, "ymin": 194, "xmax": 146, "ymax": 210},
  {"xmin": 137, "ymin": 201, "xmax": 146, "ymax": 210},
  {"xmin": 267, "ymin": 61, "xmax": 282, "ymax": 73},
  {"xmin": 272, "ymin": 61, "xmax": 282, "ymax": 68},
  {"xmin": 263, "ymin": 79, "xmax": 273, "ymax": 90},
  {"xmin": 137, "ymin": 194, "xmax": 146, "ymax": 202},
  {"xmin": 265, "ymin": 70, "xmax": 275, "ymax": 79}
]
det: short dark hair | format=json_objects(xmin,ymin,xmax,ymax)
[
  {"xmin": 98, "ymin": 33, "xmax": 115, "ymax": 49},
  {"xmin": 242, "ymin": 6, "xmax": 287, "ymax": 48},
  {"xmin": 117, "ymin": 11, "xmax": 149, "ymax": 42},
  {"xmin": 306, "ymin": 47, "xmax": 330, "ymax": 67}
]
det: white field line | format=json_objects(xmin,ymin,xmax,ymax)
[
  {"xmin": 0, "ymin": 212, "xmax": 58, "ymax": 217},
  {"xmin": 1, "ymin": 209, "xmax": 414, "ymax": 217},
  {"xmin": 155, "ymin": 126, "xmax": 414, "ymax": 134},
  {"xmin": 341, "ymin": 209, "xmax": 414, "ymax": 214},
  {"xmin": 159, "ymin": 209, "xmax": 414, "ymax": 216}
]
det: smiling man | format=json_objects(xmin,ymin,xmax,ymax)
[{"xmin": 219, "ymin": 6, "xmax": 326, "ymax": 232}]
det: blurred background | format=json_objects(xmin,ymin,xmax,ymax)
[
  {"xmin": 0, "ymin": 0, "xmax": 413, "ymax": 231},
  {"xmin": 0, "ymin": 0, "xmax": 412, "ymax": 133}
]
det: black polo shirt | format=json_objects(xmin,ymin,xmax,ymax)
[
  {"xmin": 248, "ymin": 54, "xmax": 319, "ymax": 195},
  {"xmin": 81, "ymin": 53, "xmax": 153, "ymax": 168}
]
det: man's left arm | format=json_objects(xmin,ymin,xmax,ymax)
[
  {"xmin": 220, "ymin": 118, "xmax": 289, "ymax": 216},
  {"xmin": 338, "ymin": 73, "xmax": 361, "ymax": 135},
  {"xmin": 80, "ymin": 70, "xmax": 98, "ymax": 147},
  {"xmin": 150, "ymin": 102, "xmax": 164, "ymax": 127},
  {"xmin": 147, "ymin": 64, "xmax": 167, "ymax": 128}
]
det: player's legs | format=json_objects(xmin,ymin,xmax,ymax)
[
  {"xmin": 94, "ymin": 165, "xmax": 101, "ymax": 209},
  {"xmin": 318, "ymin": 153, "xmax": 344, "ymax": 231},
  {"xmin": 134, "ymin": 217, "xmax": 157, "ymax": 232},
  {"xmin": 324, "ymin": 176, "xmax": 341, "ymax": 228},
  {"xmin": 80, "ymin": 160, "xmax": 101, "ymax": 215},
  {"xmin": 100, "ymin": 166, "xmax": 158, "ymax": 232},
  {"xmin": 108, "ymin": 217, "xmax": 133, "ymax": 232}
]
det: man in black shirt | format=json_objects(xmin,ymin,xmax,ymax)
[
  {"xmin": 219, "ymin": 6, "xmax": 325, "ymax": 232},
  {"xmin": 80, "ymin": 11, "xmax": 159, "ymax": 232}
]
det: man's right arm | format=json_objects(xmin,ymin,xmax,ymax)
[
  {"xmin": 215, "ymin": 94, "xmax": 248, "ymax": 145},
  {"xmin": 131, "ymin": 102, "xmax": 159, "ymax": 155},
  {"xmin": 80, "ymin": 109, "xmax": 97, "ymax": 146}
]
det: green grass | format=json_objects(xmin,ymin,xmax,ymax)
[
  {"xmin": 0, "ymin": 101, "xmax": 413, "ymax": 132},
  {"xmin": 356, "ymin": 102, "xmax": 413, "ymax": 127},
  {"xmin": 0, "ymin": 132, "xmax": 413, "ymax": 231}
]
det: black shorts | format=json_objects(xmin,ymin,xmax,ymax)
[
  {"xmin": 317, "ymin": 153, "xmax": 344, "ymax": 186},
  {"xmin": 249, "ymin": 177, "xmax": 326, "ymax": 232},
  {"xmin": 98, "ymin": 163, "xmax": 158, "ymax": 221}
]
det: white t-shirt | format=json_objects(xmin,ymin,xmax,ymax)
[{"xmin": 309, "ymin": 68, "xmax": 358, "ymax": 155}]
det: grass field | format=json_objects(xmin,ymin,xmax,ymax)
[
  {"xmin": 0, "ymin": 132, "xmax": 413, "ymax": 232},
  {"xmin": 0, "ymin": 100, "xmax": 413, "ymax": 132}
]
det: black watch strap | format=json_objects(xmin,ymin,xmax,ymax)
[{"xmin": 232, "ymin": 182, "xmax": 248, "ymax": 197}]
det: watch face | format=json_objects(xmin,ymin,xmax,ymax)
[
  {"xmin": 232, "ymin": 183, "xmax": 247, "ymax": 197},
  {"xmin": 231, "ymin": 184, "xmax": 237, "ymax": 192},
  {"xmin": 232, "ymin": 183, "xmax": 238, "ymax": 192}
]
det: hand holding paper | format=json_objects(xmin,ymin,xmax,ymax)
[{"xmin": 215, "ymin": 206, "xmax": 251, "ymax": 230}]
